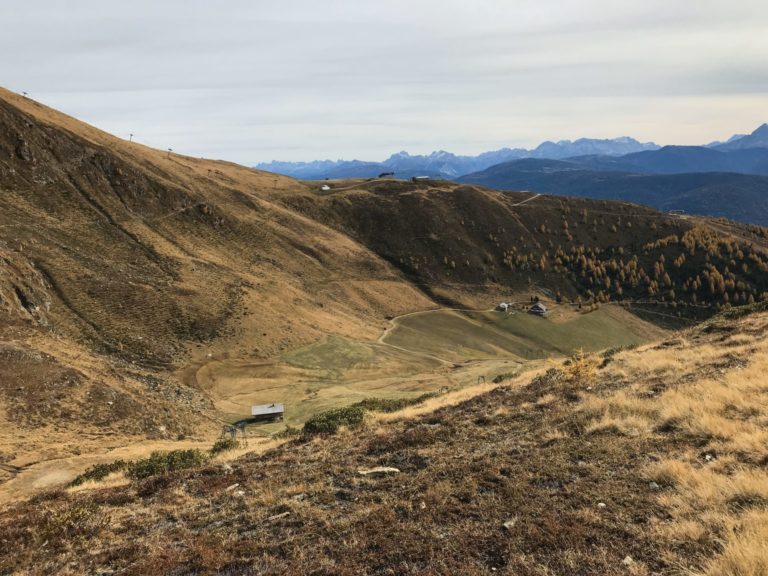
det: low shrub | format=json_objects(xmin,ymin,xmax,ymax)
[
  {"xmin": 39, "ymin": 502, "xmax": 108, "ymax": 546},
  {"xmin": 273, "ymin": 425, "xmax": 301, "ymax": 439},
  {"xmin": 599, "ymin": 344, "xmax": 638, "ymax": 367},
  {"xmin": 69, "ymin": 460, "xmax": 128, "ymax": 487},
  {"xmin": 564, "ymin": 349, "xmax": 596, "ymax": 384},
  {"xmin": 355, "ymin": 392, "xmax": 439, "ymax": 413},
  {"xmin": 530, "ymin": 368, "xmax": 566, "ymax": 388},
  {"xmin": 209, "ymin": 437, "xmax": 240, "ymax": 455},
  {"xmin": 302, "ymin": 405, "xmax": 365, "ymax": 436},
  {"xmin": 126, "ymin": 449, "xmax": 209, "ymax": 480},
  {"xmin": 711, "ymin": 300, "xmax": 768, "ymax": 321}
]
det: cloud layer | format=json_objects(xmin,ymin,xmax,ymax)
[{"xmin": 2, "ymin": 0, "xmax": 766, "ymax": 162}]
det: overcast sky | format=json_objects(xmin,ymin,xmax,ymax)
[{"xmin": 2, "ymin": 1, "xmax": 767, "ymax": 163}]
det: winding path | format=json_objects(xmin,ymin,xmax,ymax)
[{"xmin": 510, "ymin": 192, "xmax": 541, "ymax": 207}]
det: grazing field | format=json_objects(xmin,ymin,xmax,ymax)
[
  {"xmin": 383, "ymin": 305, "xmax": 664, "ymax": 362},
  {"xmin": 194, "ymin": 334, "xmax": 524, "ymax": 431},
  {"xmin": 195, "ymin": 305, "xmax": 665, "ymax": 431}
]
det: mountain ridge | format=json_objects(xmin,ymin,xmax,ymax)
[
  {"xmin": 458, "ymin": 157, "xmax": 768, "ymax": 225},
  {"xmin": 255, "ymin": 124, "xmax": 768, "ymax": 180},
  {"xmin": 256, "ymin": 136, "xmax": 659, "ymax": 180},
  {"xmin": 714, "ymin": 122, "xmax": 768, "ymax": 151}
]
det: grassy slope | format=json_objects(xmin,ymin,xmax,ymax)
[
  {"xmin": 197, "ymin": 305, "xmax": 664, "ymax": 430},
  {"xmin": 2, "ymin": 308, "xmax": 767, "ymax": 575},
  {"xmin": 0, "ymin": 88, "xmax": 434, "ymax": 469},
  {"xmin": 385, "ymin": 306, "xmax": 664, "ymax": 362}
]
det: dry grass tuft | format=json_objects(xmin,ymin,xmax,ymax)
[{"xmin": 699, "ymin": 511, "xmax": 768, "ymax": 576}]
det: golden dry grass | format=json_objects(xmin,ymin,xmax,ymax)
[
  {"xmin": 371, "ymin": 360, "xmax": 549, "ymax": 423},
  {"xmin": 577, "ymin": 314, "xmax": 768, "ymax": 576}
]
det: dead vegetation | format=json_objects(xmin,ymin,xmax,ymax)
[{"xmin": 1, "ymin": 308, "xmax": 766, "ymax": 574}]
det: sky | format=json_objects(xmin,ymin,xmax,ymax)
[{"xmin": 1, "ymin": 0, "xmax": 767, "ymax": 163}]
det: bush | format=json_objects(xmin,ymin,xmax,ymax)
[
  {"xmin": 126, "ymin": 449, "xmax": 209, "ymax": 480},
  {"xmin": 273, "ymin": 425, "xmax": 301, "ymax": 439},
  {"xmin": 564, "ymin": 349, "xmax": 596, "ymax": 384},
  {"xmin": 69, "ymin": 460, "xmax": 128, "ymax": 487},
  {"xmin": 355, "ymin": 392, "xmax": 439, "ymax": 413},
  {"xmin": 209, "ymin": 437, "xmax": 240, "ymax": 455},
  {"xmin": 39, "ymin": 502, "xmax": 108, "ymax": 546},
  {"xmin": 302, "ymin": 405, "xmax": 365, "ymax": 436},
  {"xmin": 530, "ymin": 368, "xmax": 566, "ymax": 388},
  {"xmin": 599, "ymin": 344, "xmax": 638, "ymax": 367}
]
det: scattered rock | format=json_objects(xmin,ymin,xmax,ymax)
[
  {"xmin": 225, "ymin": 483, "xmax": 240, "ymax": 492},
  {"xmin": 502, "ymin": 518, "xmax": 517, "ymax": 530},
  {"xmin": 15, "ymin": 140, "xmax": 32, "ymax": 162},
  {"xmin": 233, "ymin": 490, "xmax": 246, "ymax": 498},
  {"xmin": 597, "ymin": 502, "xmax": 607, "ymax": 509},
  {"xmin": 622, "ymin": 555, "xmax": 634, "ymax": 566},
  {"xmin": 358, "ymin": 466, "xmax": 400, "ymax": 476},
  {"xmin": 265, "ymin": 511, "xmax": 290, "ymax": 522},
  {"xmin": 649, "ymin": 481, "xmax": 660, "ymax": 490}
]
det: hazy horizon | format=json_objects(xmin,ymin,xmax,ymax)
[{"xmin": 2, "ymin": 0, "xmax": 766, "ymax": 163}]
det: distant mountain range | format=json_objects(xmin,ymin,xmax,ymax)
[
  {"xmin": 712, "ymin": 123, "xmax": 768, "ymax": 151},
  {"xmin": 568, "ymin": 145, "xmax": 768, "ymax": 176},
  {"xmin": 256, "ymin": 137, "xmax": 660, "ymax": 180},
  {"xmin": 454, "ymin": 124, "xmax": 768, "ymax": 225},
  {"xmin": 256, "ymin": 124, "xmax": 768, "ymax": 181}
]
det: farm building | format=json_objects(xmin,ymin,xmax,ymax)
[
  {"xmin": 529, "ymin": 303, "xmax": 547, "ymax": 316},
  {"xmin": 251, "ymin": 403, "xmax": 285, "ymax": 422},
  {"xmin": 495, "ymin": 302, "xmax": 509, "ymax": 312}
]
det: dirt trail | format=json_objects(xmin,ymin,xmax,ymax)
[{"xmin": 510, "ymin": 192, "xmax": 541, "ymax": 206}]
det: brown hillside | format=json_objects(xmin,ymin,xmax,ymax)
[
  {"xmin": 279, "ymin": 180, "xmax": 768, "ymax": 310},
  {"xmin": 1, "ymin": 88, "xmax": 768, "ymax": 503},
  {"xmin": 0, "ymin": 89, "xmax": 432, "ymax": 477},
  {"xmin": 2, "ymin": 305, "xmax": 768, "ymax": 575}
]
